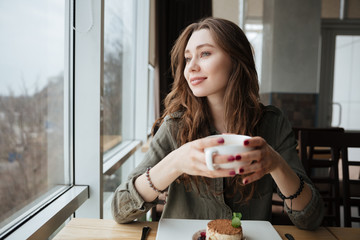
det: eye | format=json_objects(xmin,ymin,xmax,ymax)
[
  {"xmin": 200, "ymin": 51, "xmax": 211, "ymax": 57},
  {"xmin": 184, "ymin": 57, "xmax": 191, "ymax": 63}
]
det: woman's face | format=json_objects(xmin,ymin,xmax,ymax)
[{"xmin": 183, "ymin": 29, "xmax": 232, "ymax": 100}]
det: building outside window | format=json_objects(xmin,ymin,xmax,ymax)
[{"xmin": 0, "ymin": 0, "xmax": 70, "ymax": 234}]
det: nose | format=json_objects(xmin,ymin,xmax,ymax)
[{"xmin": 187, "ymin": 57, "xmax": 200, "ymax": 72}]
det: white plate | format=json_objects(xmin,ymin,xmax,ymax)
[{"xmin": 156, "ymin": 218, "xmax": 282, "ymax": 240}]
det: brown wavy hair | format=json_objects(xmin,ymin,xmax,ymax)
[{"xmin": 154, "ymin": 17, "xmax": 263, "ymax": 202}]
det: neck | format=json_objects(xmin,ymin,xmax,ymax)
[{"xmin": 207, "ymin": 96, "xmax": 226, "ymax": 133}]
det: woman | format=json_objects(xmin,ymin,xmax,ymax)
[{"xmin": 111, "ymin": 17, "xmax": 324, "ymax": 230}]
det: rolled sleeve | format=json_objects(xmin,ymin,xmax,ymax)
[
  {"xmin": 284, "ymin": 183, "xmax": 324, "ymax": 230},
  {"xmin": 111, "ymin": 115, "xmax": 179, "ymax": 223},
  {"xmin": 111, "ymin": 175, "xmax": 157, "ymax": 223}
]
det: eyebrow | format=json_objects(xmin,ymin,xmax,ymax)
[{"xmin": 184, "ymin": 43, "xmax": 215, "ymax": 54}]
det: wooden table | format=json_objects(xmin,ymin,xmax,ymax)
[
  {"xmin": 53, "ymin": 218, "xmax": 360, "ymax": 240},
  {"xmin": 326, "ymin": 227, "xmax": 360, "ymax": 240}
]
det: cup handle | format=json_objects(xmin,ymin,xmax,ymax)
[{"xmin": 205, "ymin": 149, "xmax": 217, "ymax": 171}]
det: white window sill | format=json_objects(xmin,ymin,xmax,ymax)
[
  {"xmin": 3, "ymin": 185, "xmax": 88, "ymax": 240},
  {"xmin": 103, "ymin": 140, "xmax": 142, "ymax": 175}
]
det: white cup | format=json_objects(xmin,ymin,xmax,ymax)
[{"xmin": 205, "ymin": 134, "xmax": 253, "ymax": 173}]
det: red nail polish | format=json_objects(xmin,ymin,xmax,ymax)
[
  {"xmin": 236, "ymin": 154, "xmax": 241, "ymax": 160},
  {"xmin": 218, "ymin": 138, "xmax": 225, "ymax": 144},
  {"xmin": 239, "ymin": 168, "xmax": 244, "ymax": 173},
  {"xmin": 244, "ymin": 140, "xmax": 249, "ymax": 146},
  {"xmin": 229, "ymin": 170, "xmax": 236, "ymax": 176},
  {"xmin": 244, "ymin": 179, "xmax": 248, "ymax": 184},
  {"xmin": 228, "ymin": 156, "xmax": 235, "ymax": 161}
]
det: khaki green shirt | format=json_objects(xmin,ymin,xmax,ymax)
[{"xmin": 112, "ymin": 105, "xmax": 324, "ymax": 230}]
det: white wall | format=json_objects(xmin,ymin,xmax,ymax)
[
  {"xmin": 261, "ymin": 0, "xmax": 321, "ymax": 93},
  {"xmin": 212, "ymin": 0, "xmax": 240, "ymax": 26}
]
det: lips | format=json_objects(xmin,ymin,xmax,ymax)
[{"xmin": 190, "ymin": 77, "xmax": 207, "ymax": 86}]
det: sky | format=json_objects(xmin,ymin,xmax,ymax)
[
  {"xmin": 0, "ymin": 0, "xmax": 136, "ymax": 97},
  {"xmin": 0, "ymin": 0, "xmax": 65, "ymax": 96}
]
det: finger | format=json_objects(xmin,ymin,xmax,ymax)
[
  {"xmin": 196, "ymin": 155, "xmax": 237, "ymax": 177},
  {"xmin": 212, "ymin": 154, "xmax": 237, "ymax": 164},
  {"xmin": 203, "ymin": 168, "xmax": 237, "ymax": 178},
  {"xmin": 194, "ymin": 136, "xmax": 225, "ymax": 150},
  {"xmin": 242, "ymin": 171, "xmax": 264, "ymax": 185},
  {"xmin": 244, "ymin": 136, "xmax": 265, "ymax": 148},
  {"xmin": 238, "ymin": 149, "xmax": 262, "ymax": 163},
  {"xmin": 239, "ymin": 161, "xmax": 262, "ymax": 175}
]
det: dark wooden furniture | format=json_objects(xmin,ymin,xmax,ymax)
[
  {"xmin": 271, "ymin": 127, "xmax": 344, "ymax": 226},
  {"xmin": 298, "ymin": 129, "xmax": 360, "ymax": 227},
  {"xmin": 298, "ymin": 129, "xmax": 344, "ymax": 226},
  {"xmin": 339, "ymin": 132, "xmax": 360, "ymax": 227}
]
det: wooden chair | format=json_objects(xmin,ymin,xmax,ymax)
[
  {"xmin": 298, "ymin": 129, "xmax": 344, "ymax": 227},
  {"xmin": 271, "ymin": 127, "xmax": 344, "ymax": 226},
  {"xmin": 292, "ymin": 127, "xmax": 344, "ymax": 141},
  {"xmin": 339, "ymin": 132, "xmax": 360, "ymax": 227},
  {"xmin": 293, "ymin": 127, "xmax": 344, "ymax": 156}
]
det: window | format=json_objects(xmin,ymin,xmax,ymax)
[
  {"xmin": 0, "ymin": 0, "xmax": 150, "ymax": 237},
  {"xmin": 102, "ymin": 0, "xmax": 137, "ymax": 155},
  {"xmin": 244, "ymin": 23, "xmax": 263, "ymax": 83},
  {"xmin": 102, "ymin": 0, "xmax": 138, "ymax": 216},
  {"xmin": 0, "ymin": 0, "xmax": 71, "ymax": 235},
  {"xmin": 102, "ymin": 0, "xmax": 150, "ymax": 219}
]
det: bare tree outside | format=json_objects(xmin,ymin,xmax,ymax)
[
  {"xmin": 0, "ymin": 73, "xmax": 65, "ymax": 226},
  {"xmin": 102, "ymin": 0, "xmax": 136, "ymax": 195}
]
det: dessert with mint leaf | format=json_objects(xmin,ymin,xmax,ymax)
[{"xmin": 206, "ymin": 213, "xmax": 243, "ymax": 240}]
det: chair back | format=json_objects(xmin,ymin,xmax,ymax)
[
  {"xmin": 271, "ymin": 127, "xmax": 344, "ymax": 226},
  {"xmin": 339, "ymin": 132, "xmax": 360, "ymax": 227},
  {"xmin": 298, "ymin": 129, "xmax": 344, "ymax": 226}
]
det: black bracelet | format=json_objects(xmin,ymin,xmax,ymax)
[
  {"xmin": 277, "ymin": 173, "xmax": 304, "ymax": 213},
  {"xmin": 146, "ymin": 167, "xmax": 166, "ymax": 194}
]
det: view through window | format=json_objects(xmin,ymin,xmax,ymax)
[
  {"xmin": 102, "ymin": 0, "xmax": 136, "ymax": 155},
  {"xmin": 102, "ymin": 0, "xmax": 137, "ymax": 217},
  {"xmin": 0, "ymin": 0, "xmax": 69, "ymax": 230}
]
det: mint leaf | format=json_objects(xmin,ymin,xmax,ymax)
[
  {"xmin": 232, "ymin": 212, "xmax": 242, "ymax": 228},
  {"xmin": 232, "ymin": 217, "xmax": 241, "ymax": 228}
]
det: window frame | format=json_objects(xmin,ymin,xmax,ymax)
[
  {"xmin": 1, "ymin": 0, "xmax": 151, "ymax": 237},
  {"xmin": 101, "ymin": 0, "xmax": 150, "ymax": 177},
  {"xmin": 0, "ymin": 1, "xmax": 89, "ymax": 239}
]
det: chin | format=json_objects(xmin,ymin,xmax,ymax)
[{"xmin": 191, "ymin": 90, "xmax": 208, "ymax": 98}]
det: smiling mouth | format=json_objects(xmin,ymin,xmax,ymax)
[{"xmin": 190, "ymin": 77, "xmax": 207, "ymax": 85}]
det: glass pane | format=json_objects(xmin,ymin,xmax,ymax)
[
  {"xmin": 332, "ymin": 35, "xmax": 360, "ymax": 166},
  {"xmin": 245, "ymin": 23, "xmax": 263, "ymax": 83},
  {"xmin": 147, "ymin": 66, "xmax": 156, "ymax": 134},
  {"xmin": 102, "ymin": 0, "xmax": 136, "ymax": 154},
  {"xmin": 103, "ymin": 162, "xmax": 125, "ymax": 219},
  {"xmin": 332, "ymin": 35, "xmax": 360, "ymax": 131},
  {"xmin": 0, "ymin": 0, "xmax": 69, "ymax": 229}
]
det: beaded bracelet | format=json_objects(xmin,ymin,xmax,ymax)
[
  {"xmin": 277, "ymin": 173, "xmax": 305, "ymax": 213},
  {"xmin": 146, "ymin": 167, "xmax": 166, "ymax": 194}
]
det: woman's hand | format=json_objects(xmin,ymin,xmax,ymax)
[
  {"xmin": 236, "ymin": 137, "xmax": 285, "ymax": 184},
  {"xmin": 170, "ymin": 136, "xmax": 238, "ymax": 178}
]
